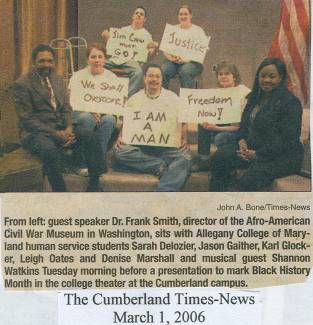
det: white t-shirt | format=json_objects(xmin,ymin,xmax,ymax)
[
  {"xmin": 69, "ymin": 67, "xmax": 117, "ymax": 89},
  {"xmin": 128, "ymin": 88, "xmax": 182, "ymax": 116},
  {"xmin": 236, "ymin": 84, "xmax": 251, "ymax": 112},
  {"xmin": 175, "ymin": 24, "xmax": 207, "ymax": 39},
  {"xmin": 110, "ymin": 25, "xmax": 153, "ymax": 65}
]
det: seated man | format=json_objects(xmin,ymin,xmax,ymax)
[
  {"xmin": 13, "ymin": 44, "xmax": 106, "ymax": 192},
  {"xmin": 102, "ymin": 6, "xmax": 158, "ymax": 97},
  {"xmin": 113, "ymin": 63, "xmax": 192, "ymax": 192}
]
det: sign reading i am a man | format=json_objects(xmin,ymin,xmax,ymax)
[{"xmin": 122, "ymin": 94, "xmax": 181, "ymax": 148}]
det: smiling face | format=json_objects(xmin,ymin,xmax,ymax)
[
  {"xmin": 88, "ymin": 48, "xmax": 105, "ymax": 75},
  {"xmin": 144, "ymin": 67, "xmax": 162, "ymax": 95},
  {"xmin": 258, "ymin": 64, "xmax": 282, "ymax": 92},
  {"xmin": 217, "ymin": 68, "xmax": 236, "ymax": 88},
  {"xmin": 132, "ymin": 7, "xmax": 146, "ymax": 28},
  {"xmin": 178, "ymin": 7, "xmax": 192, "ymax": 27},
  {"xmin": 35, "ymin": 51, "xmax": 54, "ymax": 77}
]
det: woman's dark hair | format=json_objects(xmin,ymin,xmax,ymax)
[
  {"xmin": 179, "ymin": 5, "xmax": 192, "ymax": 14},
  {"xmin": 248, "ymin": 57, "xmax": 287, "ymax": 104},
  {"xmin": 86, "ymin": 43, "xmax": 107, "ymax": 58},
  {"xmin": 143, "ymin": 63, "xmax": 163, "ymax": 77},
  {"xmin": 32, "ymin": 44, "xmax": 55, "ymax": 62},
  {"xmin": 215, "ymin": 61, "xmax": 241, "ymax": 86},
  {"xmin": 134, "ymin": 6, "xmax": 147, "ymax": 17}
]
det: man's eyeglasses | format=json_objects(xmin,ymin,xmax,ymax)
[
  {"xmin": 134, "ymin": 11, "xmax": 145, "ymax": 16},
  {"xmin": 36, "ymin": 58, "xmax": 54, "ymax": 64}
]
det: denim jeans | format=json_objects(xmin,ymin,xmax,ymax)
[
  {"xmin": 198, "ymin": 125, "xmax": 239, "ymax": 155},
  {"xmin": 72, "ymin": 112, "xmax": 116, "ymax": 165},
  {"xmin": 113, "ymin": 145, "xmax": 192, "ymax": 191},
  {"xmin": 161, "ymin": 60, "xmax": 203, "ymax": 89},
  {"xmin": 105, "ymin": 59, "xmax": 143, "ymax": 97}
]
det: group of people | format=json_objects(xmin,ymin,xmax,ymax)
[{"xmin": 13, "ymin": 5, "xmax": 304, "ymax": 192}]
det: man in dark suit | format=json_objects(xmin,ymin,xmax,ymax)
[{"xmin": 13, "ymin": 44, "xmax": 105, "ymax": 191}]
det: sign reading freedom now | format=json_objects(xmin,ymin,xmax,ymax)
[
  {"xmin": 123, "ymin": 95, "xmax": 181, "ymax": 148},
  {"xmin": 179, "ymin": 87, "xmax": 246, "ymax": 124},
  {"xmin": 160, "ymin": 24, "xmax": 210, "ymax": 64},
  {"xmin": 69, "ymin": 71, "xmax": 129, "ymax": 115},
  {"xmin": 106, "ymin": 27, "xmax": 150, "ymax": 63}
]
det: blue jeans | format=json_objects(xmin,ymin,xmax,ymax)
[
  {"xmin": 161, "ymin": 60, "xmax": 203, "ymax": 89},
  {"xmin": 72, "ymin": 112, "xmax": 116, "ymax": 165},
  {"xmin": 105, "ymin": 59, "xmax": 143, "ymax": 97},
  {"xmin": 113, "ymin": 145, "xmax": 192, "ymax": 191},
  {"xmin": 198, "ymin": 125, "xmax": 239, "ymax": 155}
]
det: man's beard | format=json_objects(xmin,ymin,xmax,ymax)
[{"xmin": 37, "ymin": 67, "xmax": 52, "ymax": 77}]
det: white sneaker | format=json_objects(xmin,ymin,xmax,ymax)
[{"xmin": 75, "ymin": 168, "xmax": 89, "ymax": 177}]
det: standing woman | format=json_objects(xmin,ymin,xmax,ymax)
[
  {"xmin": 161, "ymin": 5, "xmax": 205, "ymax": 89},
  {"xmin": 69, "ymin": 43, "xmax": 116, "ymax": 173},
  {"xmin": 209, "ymin": 58, "xmax": 303, "ymax": 191},
  {"xmin": 193, "ymin": 61, "xmax": 250, "ymax": 171}
]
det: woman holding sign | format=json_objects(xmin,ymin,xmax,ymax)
[
  {"xmin": 69, "ymin": 43, "xmax": 117, "ymax": 174},
  {"xmin": 161, "ymin": 5, "xmax": 206, "ymax": 89},
  {"xmin": 192, "ymin": 61, "xmax": 250, "ymax": 171},
  {"xmin": 209, "ymin": 58, "xmax": 303, "ymax": 191}
]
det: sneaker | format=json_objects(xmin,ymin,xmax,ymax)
[
  {"xmin": 191, "ymin": 157, "xmax": 210, "ymax": 172},
  {"xmin": 73, "ymin": 168, "xmax": 89, "ymax": 177}
]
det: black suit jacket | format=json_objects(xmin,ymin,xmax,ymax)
[
  {"xmin": 13, "ymin": 69, "xmax": 72, "ymax": 142},
  {"xmin": 239, "ymin": 87, "xmax": 303, "ymax": 161}
]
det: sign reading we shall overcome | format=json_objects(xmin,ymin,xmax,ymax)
[
  {"xmin": 69, "ymin": 69, "xmax": 129, "ymax": 115},
  {"xmin": 160, "ymin": 23, "xmax": 210, "ymax": 64},
  {"xmin": 106, "ymin": 27, "xmax": 150, "ymax": 63},
  {"xmin": 122, "ymin": 92, "xmax": 181, "ymax": 147},
  {"xmin": 179, "ymin": 87, "xmax": 247, "ymax": 124}
]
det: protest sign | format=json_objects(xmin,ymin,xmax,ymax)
[
  {"xmin": 69, "ymin": 69, "xmax": 129, "ymax": 115},
  {"xmin": 122, "ymin": 94, "xmax": 181, "ymax": 147},
  {"xmin": 159, "ymin": 23, "xmax": 210, "ymax": 64},
  {"xmin": 106, "ymin": 27, "xmax": 150, "ymax": 63},
  {"xmin": 179, "ymin": 87, "xmax": 247, "ymax": 124}
]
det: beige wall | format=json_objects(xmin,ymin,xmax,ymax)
[{"xmin": 78, "ymin": 0, "xmax": 281, "ymax": 88}]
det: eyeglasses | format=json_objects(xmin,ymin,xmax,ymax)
[
  {"xmin": 36, "ymin": 58, "xmax": 54, "ymax": 64},
  {"xmin": 134, "ymin": 11, "xmax": 145, "ymax": 16}
]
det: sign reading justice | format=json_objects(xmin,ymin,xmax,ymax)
[
  {"xmin": 122, "ymin": 95, "xmax": 181, "ymax": 148},
  {"xmin": 179, "ymin": 87, "xmax": 247, "ymax": 124},
  {"xmin": 69, "ymin": 70, "xmax": 129, "ymax": 115},
  {"xmin": 106, "ymin": 27, "xmax": 150, "ymax": 63},
  {"xmin": 160, "ymin": 24, "xmax": 210, "ymax": 64}
]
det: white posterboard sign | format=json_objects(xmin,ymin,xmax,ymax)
[
  {"xmin": 122, "ymin": 94, "xmax": 181, "ymax": 148},
  {"xmin": 106, "ymin": 27, "xmax": 149, "ymax": 63},
  {"xmin": 69, "ymin": 73, "xmax": 129, "ymax": 115},
  {"xmin": 179, "ymin": 87, "xmax": 244, "ymax": 124},
  {"xmin": 159, "ymin": 23, "xmax": 210, "ymax": 64}
]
